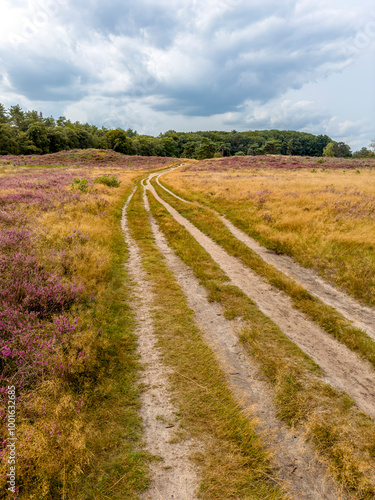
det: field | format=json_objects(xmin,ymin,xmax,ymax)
[
  {"xmin": 1, "ymin": 151, "xmax": 375, "ymax": 499},
  {"xmin": 163, "ymin": 156, "xmax": 375, "ymax": 305},
  {"xmin": 0, "ymin": 151, "xmax": 177, "ymax": 499}
]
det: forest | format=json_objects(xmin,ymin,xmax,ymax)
[{"xmin": 0, "ymin": 103, "xmax": 371, "ymax": 159}]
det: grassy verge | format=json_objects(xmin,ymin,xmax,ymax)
[
  {"xmin": 152, "ymin": 179, "xmax": 375, "ymax": 369},
  {"xmin": 126, "ymin": 185, "xmax": 287, "ymax": 499},
  {"xmin": 147, "ymin": 187, "xmax": 375, "ymax": 499},
  {"xmin": 73, "ymin": 187, "xmax": 150, "ymax": 499}
]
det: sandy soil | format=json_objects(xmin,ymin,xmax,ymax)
[
  {"xmin": 143, "ymin": 186, "xmax": 349, "ymax": 499},
  {"xmin": 122, "ymin": 188, "xmax": 201, "ymax": 500},
  {"xmin": 146, "ymin": 172, "xmax": 375, "ymax": 420}
]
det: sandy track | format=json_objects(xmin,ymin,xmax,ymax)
[
  {"xmin": 157, "ymin": 170, "xmax": 375, "ymax": 340},
  {"xmin": 122, "ymin": 188, "xmax": 200, "ymax": 500},
  {"xmin": 143, "ymin": 186, "xmax": 348, "ymax": 499},
  {"xmin": 220, "ymin": 216, "xmax": 375, "ymax": 340},
  {"xmin": 146, "ymin": 173, "xmax": 375, "ymax": 420}
]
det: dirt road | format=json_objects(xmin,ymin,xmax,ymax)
[
  {"xmin": 142, "ymin": 183, "xmax": 347, "ymax": 499},
  {"xmin": 122, "ymin": 188, "xmax": 201, "ymax": 500}
]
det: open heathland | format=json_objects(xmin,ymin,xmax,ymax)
[
  {"xmin": 2, "ymin": 151, "xmax": 375, "ymax": 500},
  {"xmin": 0, "ymin": 152, "xmax": 177, "ymax": 499}
]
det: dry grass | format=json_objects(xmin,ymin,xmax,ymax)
[
  {"xmin": 147, "ymin": 188, "xmax": 375, "ymax": 498},
  {"xmin": 0, "ymin": 166, "xmax": 151, "ymax": 499},
  {"xmin": 163, "ymin": 164, "xmax": 375, "ymax": 306}
]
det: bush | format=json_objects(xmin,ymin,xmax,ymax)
[
  {"xmin": 71, "ymin": 178, "xmax": 89, "ymax": 192},
  {"xmin": 94, "ymin": 175, "xmax": 121, "ymax": 188}
]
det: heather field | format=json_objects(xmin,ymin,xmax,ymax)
[
  {"xmin": 0, "ymin": 151, "xmax": 177, "ymax": 499},
  {"xmin": 183, "ymin": 154, "xmax": 375, "ymax": 171},
  {"xmin": 0, "ymin": 148, "xmax": 176, "ymax": 170},
  {"xmin": 163, "ymin": 156, "xmax": 375, "ymax": 306},
  {"xmin": 2, "ymin": 152, "xmax": 375, "ymax": 500}
]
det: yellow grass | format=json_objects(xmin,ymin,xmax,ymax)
[{"xmin": 163, "ymin": 166, "xmax": 375, "ymax": 305}]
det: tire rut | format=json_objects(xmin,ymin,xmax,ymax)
[
  {"xmin": 220, "ymin": 216, "xmax": 375, "ymax": 340},
  {"xmin": 122, "ymin": 187, "xmax": 201, "ymax": 500},
  {"xmin": 145, "ymin": 173, "xmax": 375, "ymax": 420},
  {"xmin": 142, "ymin": 184, "xmax": 349, "ymax": 500}
]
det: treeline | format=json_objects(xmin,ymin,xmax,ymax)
[{"xmin": 0, "ymin": 103, "xmax": 369, "ymax": 158}]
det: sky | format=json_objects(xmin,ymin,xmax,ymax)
[{"xmin": 0, "ymin": 0, "xmax": 374, "ymax": 150}]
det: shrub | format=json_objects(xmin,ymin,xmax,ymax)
[
  {"xmin": 71, "ymin": 178, "xmax": 89, "ymax": 192},
  {"xmin": 93, "ymin": 175, "xmax": 121, "ymax": 188}
]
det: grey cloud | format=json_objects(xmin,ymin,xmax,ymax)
[
  {"xmin": 4, "ymin": 57, "xmax": 86, "ymax": 101},
  {"xmin": 0, "ymin": 0, "xmax": 363, "ymax": 116},
  {"xmin": 61, "ymin": 0, "xmax": 178, "ymax": 47}
]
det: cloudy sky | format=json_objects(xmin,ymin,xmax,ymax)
[{"xmin": 0, "ymin": 0, "xmax": 374, "ymax": 150}]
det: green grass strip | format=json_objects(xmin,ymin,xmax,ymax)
[
  {"xmin": 127, "ymin": 185, "xmax": 287, "ymax": 499},
  {"xmin": 147, "ymin": 186, "xmax": 375, "ymax": 499}
]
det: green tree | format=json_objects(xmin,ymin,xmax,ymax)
[
  {"xmin": 18, "ymin": 131, "xmax": 40, "ymax": 154},
  {"xmin": 263, "ymin": 139, "xmax": 283, "ymax": 154},
  {"xmin": 247, "ymin": 143, "xmax": 259, "ymax": 156},
  {"xmin": 286, "ymin": 137, "xmax": 303, "ymax": 156},
  {"xmin": 75, "ymin": 128, "xmax": 93, "ymax": 149},
  {"xmin": 0, "ymin": 124, "xmax": 17, "ymax": 154},
  {"xmin": 195, "ymin": 137, "xmax": 216, "ymax": 160},
  {"xmin": 182, "ymin": 141, "xmax": 198, "ymax": 158},
  {"xmin": 65, "ymin": 127, "xmax": 79, "ymax": 149},
  {"xmin": 47, "ymin": 127, "xmax": 69, "ymax": 153},
  {"xmin": 57, "ymin": 116, "xmax": 68, "ymax": 127},
  {"xmin": 314, "ymin": 134, "xmax": 331, "ymax": 156},
  {"xmin": 9, "ymin": 104, "xmax": 28, "ymax": 130},
  {"xmin": 323, "ymin": 142, "xmax": 335, "ymax": 157},
  {"xmin": 26, "ymin": 123, "xmax": 50, "ymax": 153},
  {"xmin": 217, "ymin": 142, "xmax": 231, "ymax": 156},
  {"xmin": 0, "ymin": 104, "xmax": 8, "ymax": 124},
  {"xmin": 106, "ymin": 129, "xmax": 132, "ymax": 154},
  {"xmin": 333, "ymin": 142, "xmax": 351, "ymax": 157},
  {"xmin": 162, "ymin": 136, "xmax": 180, "ymax": 157},
  {"xmin": 353, "ymin": 147, "xmax": 375, "ymax": 158}
]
